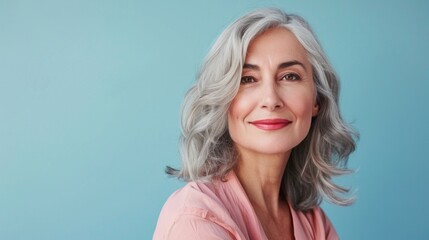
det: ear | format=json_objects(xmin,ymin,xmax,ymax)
[{"xmin": 312, "ymin": 103, "xmax": 319, "ymax": 117}]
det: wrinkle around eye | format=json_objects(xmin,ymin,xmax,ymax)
[
  {"xmin": 280, "ymin": 73, "xmax": 302, "ymax": 81},
  {"xmin": 240, "ymin": 76, "xmax": 257, "ymax": 84}
]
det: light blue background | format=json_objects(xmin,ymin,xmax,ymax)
[{"xmin": 1, "ymin": 0, "xmax": 428, "ymax": 239}]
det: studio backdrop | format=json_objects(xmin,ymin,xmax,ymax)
[{"xmin": 1, "ymin": 0, "xmax": 428, "ymax": 239}]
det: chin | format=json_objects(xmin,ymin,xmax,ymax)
[{"xmin": 246, "ymin": 144, "xmax": 296, "ymax": 156}]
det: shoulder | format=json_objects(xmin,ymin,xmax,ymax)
[
  {"xmin": 157, "ymin": 214, "xmax": 235, "ymax": 240},
  {"xmin": 153, "ymin": 180, "xmax": 244, "ymax": 240},
  {"xmin": 157, "ymin": 180, "xmax": 233, "ymax": 220},
  {"xmin": 292, "ymin": 206, "xmax": 339, "ymax": 240}
]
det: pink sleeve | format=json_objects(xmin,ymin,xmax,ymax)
[{"xmin": 163, "ymin": 215, "xmax": 235, "ymax": 240}]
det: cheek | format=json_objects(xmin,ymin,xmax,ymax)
[
  {"xmin": 288, "ymin": 92, "xmax": 317, "ymax": 121},
  {"xmin": 227, "ymin": 102, "xmax": 238, "ymax": 137},
  {"xmin": 227, "ymin": 96, "xmax": 248, "ymax": 142},
  {"xmin": 228, "ymin": 95, "xmax": 249, "ymax": 122},
  {"xmin": 227, "ymin": 105, "xmax": 237, "ymax": 132},
  {"xmin": 227, "ymin": 111, "xmax": 241, "ymax": 146}
]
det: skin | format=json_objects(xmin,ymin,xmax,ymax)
[{"xmin": 228, "ymin": 27, "xmax": 319, "ymax": 240}]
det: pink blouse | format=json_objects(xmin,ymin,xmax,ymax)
[{"xmin": 153, "ymin": 171, "xmax": 338, "ymax": 240}]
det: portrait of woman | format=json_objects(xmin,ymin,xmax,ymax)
[
  {"xmin": 2, "ymin": 1, "xmax": 428, "ymax": 239},
  {"xmin": 153, "ymin": 8, "xmax": 357, "ymax": 240}
]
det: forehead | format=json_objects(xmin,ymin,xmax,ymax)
[{"xmin": 245, "ymin": 27, "xmax": 309, "ymax": 65}]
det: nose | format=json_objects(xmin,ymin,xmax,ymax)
[{"xmin": 260, "ymin": 81, "xmax": 284, "ymax": 111}]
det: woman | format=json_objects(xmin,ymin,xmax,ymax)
[{"xmin": 153, "ymin": 8, "xmax": 357, "ymax": 240}]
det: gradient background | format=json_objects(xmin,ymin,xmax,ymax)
[{"xmin": 1, "ymin": 0, "xmax": 428, "ymax": 239}]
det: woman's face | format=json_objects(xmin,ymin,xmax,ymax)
[{"xmin": 228, "ymin": 27, "xmax": 318, "ymax": 158}]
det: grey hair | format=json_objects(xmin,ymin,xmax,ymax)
[{"xmin": 167, "ymin": 8, "xmax": 358, "ymax": 211}]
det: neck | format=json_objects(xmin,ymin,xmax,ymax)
[{"xmin": 234, "ymin": 150, "xmax": 291, "ymax": 217}]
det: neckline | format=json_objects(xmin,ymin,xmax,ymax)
[{"xmin": 226, "ymin": 170, "xmax": 296, "ymax": 239}]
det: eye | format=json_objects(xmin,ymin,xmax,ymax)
[
  {"xmin": 240, "ymin": 76, "xmax": 256, "ymax": 84},
  {"xmin": 280, "ymin": 73, "xmax": 301, "ymax": 81}
]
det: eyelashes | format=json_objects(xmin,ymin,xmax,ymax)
[
  {"xmin": 240, "ymin": 73, "xmax": 302, "ymax": 85},
  {"xmin": 280, "ymin": 73, "xmax": 302, "ymax": 81},
  {"xmin": 240, "ymin": 76, "xmax": 256, "ymax": 84}
]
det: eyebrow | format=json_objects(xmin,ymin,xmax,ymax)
[{"xmin": 243, "ymin": 60, "xmax": 307, "ymax": 72}]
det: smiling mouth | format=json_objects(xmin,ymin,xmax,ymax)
[{"xmin": 249, "ymin": 119, "xmax": 291, "ymax": 130}]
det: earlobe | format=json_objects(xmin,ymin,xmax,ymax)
[{"xmin": 312, "ymin": 104, "xmax": 319, "ymax": 117}]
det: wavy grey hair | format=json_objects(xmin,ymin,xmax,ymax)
[{"xmin": 167, "ymin": 8, "xmax": 358, "ymax": 211}]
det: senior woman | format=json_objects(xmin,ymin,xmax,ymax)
[{"xmin": 153, "ymin": 8, "xmax": 357, "ymax": 240}]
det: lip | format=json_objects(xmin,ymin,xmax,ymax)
[{"xmin": 249, "ymin": 118, "xmax": 291, "ymax": 130}]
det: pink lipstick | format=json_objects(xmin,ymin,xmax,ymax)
[{"xmin": 249, "ymin": 119, "xmax": 291, "ymax": 130}]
